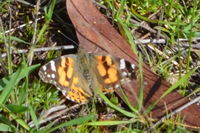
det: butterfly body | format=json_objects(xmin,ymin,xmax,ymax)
[{"xmin": 39, "ymin": 52, "xmax": 136, "ymax": 103}]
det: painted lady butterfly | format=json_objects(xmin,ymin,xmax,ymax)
[{"xmin": 39, "ymin": 52, "xmax": 137, "ymax": 103}]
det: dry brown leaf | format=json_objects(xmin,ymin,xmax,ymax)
[{"xmin": 66, "ymin": 0, "xmax": 200, "ymax": 128}]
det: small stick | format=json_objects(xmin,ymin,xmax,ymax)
[
  {"xmin": 28, "ymin": 103, "xmax": 85, "ymax": 128},
  {"xmin": 16, "ymin": 0, "xmax": 36, "ymax": 7},
  {"xmin": 28, "ymin": 0, "xmax": 41, "ymax": 66},
  {"xmin": 146, "ymin": 95, "xmax": 200, "ymax": 132},
  {"xmin": 1, "ymin": 45, "xmax": 75, "ymax": 58}
]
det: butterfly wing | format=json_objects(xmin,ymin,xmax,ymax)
[
  {"xmin": 91, "ymin": 55, "xmax": 137, "ymax": 92},
  {"xmin": 39, "ymin": 55, "xmax": 92, "ymax": 103}
]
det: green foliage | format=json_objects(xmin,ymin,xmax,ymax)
[
  {"xmin": 36, "ymin": 0, "xmax": 56, "ymax": 44},
  {"xmin": 0, "ymin": 0, "xmax": 199, "ymax": 132},
  {"xmin": 0, "ymin": 63, "xmax": 40, "ymax": 103},
  {"xmin": 46, "ymin": 114, "xmax": 96, "ymax": 133}
]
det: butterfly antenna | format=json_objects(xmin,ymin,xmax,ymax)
[{"xmin": 57, "ymin": 30, "xmax": 79, "ymax": 48}]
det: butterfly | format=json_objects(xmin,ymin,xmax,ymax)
[{"xmin": 39, "ymin": 51, "xmax": 137, "ymax": 103}]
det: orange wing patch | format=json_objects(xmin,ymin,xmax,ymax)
[
  {"xmin": 101, "ymin": 88, "xmax": 114, "ymax": 93},
  {"xmin": 66, "ymin": 76, "xmax": 90, "ymax": 103},
  {"xmin": 58, "ymin": 57, "xmax": 74, "ymax": 87},
  {"xmin": 96, "ymin": 56, "xmax": 119, "ymax": 85},
  {"xmin": 104, "ymin": 67, "xmax": 118, "ymax": 84}
]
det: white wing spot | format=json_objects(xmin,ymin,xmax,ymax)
[
  {"xmin": 66, "ymin": 95, "xmax": 75, "ymax": 102},
  {"xmin": 62, "ymin": 90, "xmax": 67, "ymax": 95},
  {"xmin": 120, "ymin": 79, "xmax": 125, "ymax": 83},
  {"xmin": 50, "ymin": 61, "xmax": 56, "ymax": 72},
  {"xmin": 131, "ymin": 64, "xmax": 135, "ymax": 70},
  {"xmin": 43, "ymin": 66, "xmax": 47, "ymax": 71},
  {"xmin": 115, "ymin": 84, "xmax": 120, "ymax": 88},
  {"xmin": 122, "ymin": 72, "xmax": 128, "ymax": 77},
  {"xmin": 120, "ymin": 59, "xmax": 126, "ymax": 69},
  {"xmin": 108, "ymin": 87, "xmax": 113, "ymax": 90},
  {"xmin": 51, "ymin": 73, "xmax": 55, "ymax": 79},
  {"xmin": 47, "ymin": 74, "xmax": 51, "ymax": 78}
]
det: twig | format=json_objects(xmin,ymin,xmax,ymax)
[
  {"xmin": 146, "ymin": 95, "xmax": 200, "ymax": 132},
  {"xmin": 28, "ymin": 103, "xmax": 85, "ymax": 128},
  {"xmin": 135, "ymin": 38, "xmax": 166, "ymax": 44},
  {"xmin": 135, "ymin": 38, "xmax": 200, "ymax": 45},
  {"xmin": 41, "ymin": 104, "xmax": 67, "ymax": 118},
  {"xmin": 92, "ymin": 0, "xmax": 108, "ymax": 9},
  {"xmin": 2, "ymin": 38, "xmax": 200, "ymax": 60},
  {"xmin": 1, "ymin": 45, "xmax": 74, "ymax": 58},
  {"xmin": 16, "ymin": 0, "xmax": 36, "ymax": 8},
  {"xmin": 146, "ymin": 44, "xmax": 179, "ymax": 66},
  {"xmin": 1, "ymin": 38, "xmax": 199, "ymax": 60},
  {"xmin": 28, "ymin": 0, "xmax": 41, "ymax": 65},
  {"xmin": 181, "ymin": 43, "xmax": 200, "ymax": 49}
]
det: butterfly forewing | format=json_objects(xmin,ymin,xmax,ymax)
[
  {"xmin": 39, "ymin": 55, "xmax": 92, "ymax": 103},
  {"xmin": 91, "ymin": 55, "xmax": 137, "ymax": 91}
]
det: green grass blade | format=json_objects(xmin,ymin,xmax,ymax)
[
  {"xmin": 115, "ymin": 0, "xmax": 126, "ymax": 18},
  {"xmin": 0, "ymin": 104, "xmax": 30, "ymax": 131},
  {"xmin": 47, "ymin": 114, "xmax": 96, "ymax": 133},
  {"xmin": 0, "ymin": 114, "xmax": 15, "ymax": 131},
  {"xmin": 0, "ymin": 123, "xmax": 12, "ymax": 132},
  {"xmin": 29, "ymin": 105, "xmax": 39, "ymax": 129},
  {"xmin": 138, "ymin": 53, "xmax": 144, "ymax": 111},
  {"xmin": 119, "ymin": 87, "xmax": 138, "ymax": 113},
  {"xmin": 9, "ymin": 36, "xmax": 31, "ymax": 45},
  {"xmin": 36, "ymin": 0, "xmax": 56, "ymax": 44},
  {"xmin": 6, "ymin": 104, "xmax": 28, "ymax": 113},
  {"xmin": 18, "ymin": 77, "xmax": 28, "ymax": 104},
  {"xmin": 0, "ymin": 114, "xmax": 14, "ymax": 126},
  {"xmin": 0, "ymin": 68, "xmax": 21, "ymax": 104},
  {"xmin": 116, "ymin": 18, "xmax": 137, "ymax": 54},
  {"xmin": 87, "ymin": 120, "xmax": 135, "ymax": 126},
  {"xmin": 0, "ymin": 64, "xmax": 40, "ymax": 103},
  {"xmin": 98, "ymin": 90, "xmax": 137, "ymax": 118}
]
